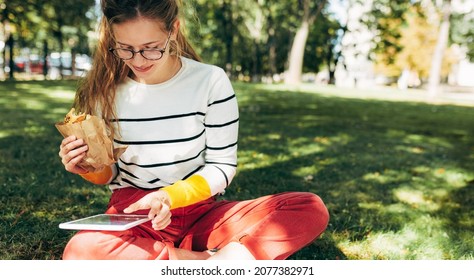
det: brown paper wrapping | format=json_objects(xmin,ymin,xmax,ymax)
[{"xmin": 55, "ymin": 115, "xmax": 127, "ymax": 173}]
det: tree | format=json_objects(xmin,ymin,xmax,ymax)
[
  {"xmin": 304, "ymin": 12, "xmax": 344, "ymax": 84},
  {"xmin": 0, "ymin": 0, "xmax": 95, "ymax": 80},
  {"xmin": 395, "ymin": 6, "xmax": 438, "ymax": 80},
  {"xmin": 193, "ymin": 0, "xmax": 236, "ymax": 75},
  {"xmin": 188, "ymin": 0, "xmax": 340, "ymax": 82},
  {"xmin": 364, "ymin": 0, "xmax": 412, "ymax": 75},
  {"xmin": 1, "ymin": 0, "xmax": 39, "ymax": 79},
  {"xmin": 364, "ymin": 0, "xmax": 472, "ymax": 93},
  {"xmin": 427, "ymin": 0, "xmax": 451, "ymax": 99},
  {"xmin": 40, "ymin": 0, "xmax": 96, "ymax": 78},
  {"xmin": 284, "ymin": 0, "xmax": 327, "ymax": 85},
  {"xmin": 450, "ymin": 6, "xmax": 474, "ymax": 62}
]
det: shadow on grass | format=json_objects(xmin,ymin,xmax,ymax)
[
  {"xmin": 0, "ymin": 80, "xmax": 111, "ymax": 259},
  {"xmin": 227, "ymin": 83, "xmax": 474, "ymax": 259},
  {"xmin": 1, "ymin": 81, "xmax": 473, "ymax": 259}
]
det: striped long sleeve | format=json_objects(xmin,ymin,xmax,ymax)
[{"xmin": 106, "ymin": 57, "xmax": 238, "ymax": 207}]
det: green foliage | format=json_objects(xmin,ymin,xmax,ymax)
[
  {"xmin": 1, "ymin": 80, "xmax": 473, "ymax": 260},
  {"xmin": 185, "ymin": 0, "xmax": 337, "ymax": 78},
  {"xmin": 365, "ymin": 0, "xmax": 474, "ymax": 77},
  {"xmin": 3, "ymin": 0, "xmax": 474, "ymax": 83},
  {"xmin": 1, "ymin": 0, "xmax": 96, "ymax": 74},
  {"xmin": 450, "ymin": 11, "xmax": 474, "ymax": 62},
  {"xmin": 1, "ymin": 0, "xmax": 343, "ymax": 81},
  {"xmin": 364, "ymin": 0, "xmax": 412, "ymax": 64},
  {"xmin": 37, "ymin": 0, "xmax": 97, "ymax": 54},
  {"xmin": 304, "ymin": 12, "xmax": 342, "ymax": 73},
  {"xmin": 389, "ymin": 5, "xmax": 456, "ymax": 80}
]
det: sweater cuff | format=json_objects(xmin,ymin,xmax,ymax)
[
  {"xmin": 161, "ymin": 175, "xmax": 212, "ymax": 210},
  {"xmin": 79, "ymin": 165, "xmax": 113, "ymax": 185}
]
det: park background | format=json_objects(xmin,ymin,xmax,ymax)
[{"xmin": 0, "ymin": 0, "xmax": 473, "ymax": 260}]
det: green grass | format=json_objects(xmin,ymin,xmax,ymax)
[{"xmin": 0, "ymin": 80, "xmax": 473, "ymax": 260}]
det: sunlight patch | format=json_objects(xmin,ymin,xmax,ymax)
[
  {"xmin": 293, "ymin": 166, "xmax": 323, "ymax": 178},
  {"xmin": 0, "ymin": 131, "xmax": 12, "ymax": 139},
  {"xmin": 288, "ymin": 141, "xmax": 325, "ymax": 156},
  {"xmin": 21, "ymin": 99, "xmax": 48, "ymax": 110},
  {"xmin": 339, "ymin": 220, "xmax": 446, "ymax": 259},
  {"xmin": 433, "ymin": 168, "xmax": 472, "ymax": 188},
  {"xmin": 394, "ymin": 188, "xmax": 425, "ymax": 205},
  {"xmin": 266, "ymin": 133, "xmax": 281, "ymax": 140},
  {"xmin": 363, "ymin": 169, "xmax": 410, "ymax": 184},
  {"xmin": 43, "ymin": 90, "xmax": 76, "ymax": 100},
  {"xmin": 403, "ymin": 134, "xmax": 453, "ymax": 149},
  {"xmin": 393, "ymin": 187, "xmax": 440, "ymax": 211},
  {"xmin": 411, "ymin": 165, "xmax": 431, "ymax": 174},
  {"xmin": 238, "ymin": 151, "xmax": 276, "ymax": 170},
  {"xmin": 394, "ymin": 145, "xmax": 426, "ymax": 154},
  {"xmin": 358, "ymin": 201, "xmax": 383, "ymax": 210}
]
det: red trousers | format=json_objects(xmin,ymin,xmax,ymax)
[{"xmin": 62, "ymin": 188, "xmax": 329, "ymax": 260}]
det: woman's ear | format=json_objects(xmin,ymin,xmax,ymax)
[{"xmin": 172, "ymin": 19, "xmax": 181, "ymax": 40}]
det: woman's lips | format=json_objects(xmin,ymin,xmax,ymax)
[{"xmin": 133, "ymin": 65, "xmax": 153, "ymax": 73}]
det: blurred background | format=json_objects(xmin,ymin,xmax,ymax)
[{"xmin": 1, "ymin": 0, "xmax": 473, "ymax": 96}]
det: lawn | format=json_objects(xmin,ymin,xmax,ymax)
[{"xmin": 0, "ymin": 80, "xmax": 473, "ymax": 260}]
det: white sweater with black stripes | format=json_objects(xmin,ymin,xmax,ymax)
[{"xmin": 109, "ymin": 57, "xmax": 239, "ymax": 197}]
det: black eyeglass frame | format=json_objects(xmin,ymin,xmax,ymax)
[{"xmin": 109, "ymin": 31, "xmax": 172, "ymax": 61}]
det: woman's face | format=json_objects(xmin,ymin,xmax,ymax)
[{"xmin": 112, "ymin": 17, "xmax": 177, "ymax": 84}]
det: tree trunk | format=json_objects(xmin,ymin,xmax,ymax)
[
  {"xmin": 2, "ymin": 44, "xmax": 5, "ymax": 78},
  {"xmin": 252, "ymin": 39, "xmax": 262, "ymax": 82},
  {"xmin": 7, "ymin": 35, "xmax": 14, "ymax": 80},
  {"xmin": 267, "ymin": 14, "xmax": 277, "ymax": 79},
  {"xmin": 71, "ymin": 50, "xmax": 77, "ymax": 76},
  {"xmin": 268, "ymin": 38, "xmax": 277, "ymax": 78},
  {"xmin": 58, "ymin": 31, "xmax": 64, "ymax": 79},
  {"xmin": 42, "ymin": 40, "xmax": 49, "ymax": 77},
  {"xmin": 222, "ymin": 0, "xmax": 233, "ymax": 78},
  {"xmin": 54, "ymin": 14, "xmax": 65, "ymax": 79},
  {"xmin": 327, "ymin": 43, "xmax": 335, "ymax": 84},
  {"xmin": 284, "ymin": 0, "xmax": 326, "ymax": 85},
  {"xmin": 285, "ymin": 20, "xmax": 310, "ymax": 85},
  {"xmin": 427, "ymin": 0, "xmax": 451, "ymax": 100}
]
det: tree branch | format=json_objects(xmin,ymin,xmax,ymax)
[{"xmin": 308, "ymin": 0, "xmax": 327, "ymax": 25}]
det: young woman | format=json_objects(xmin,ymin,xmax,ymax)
[{"xmin": 58, "ymin": 0, "xmax": 329, "ymax": 260}]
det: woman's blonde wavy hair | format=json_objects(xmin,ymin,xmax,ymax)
[{"xmin": 73, "ymin": 0, "xmax": 200, "ymax": 139}]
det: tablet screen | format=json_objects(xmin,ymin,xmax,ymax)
[{"xmin": 59, "ymin": 214, "xmax": 150, "ymax": 231}]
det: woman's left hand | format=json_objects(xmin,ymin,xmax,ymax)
[{"xmin": 124, "ymin": 190, "xmax": 172, "ymax": 230}]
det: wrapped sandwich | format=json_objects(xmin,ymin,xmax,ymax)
[{"xmin": 55, "ymin": 108, "xmax": 127, "ymax": 173}]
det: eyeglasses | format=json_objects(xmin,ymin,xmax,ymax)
[{"xmin": 109, "ymin": 32, "xmax": 171, "ymax": 60}]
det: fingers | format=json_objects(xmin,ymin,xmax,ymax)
[
  {"xmin": 59, "ymin": 136, "xmax": 86, "ymax": 159},
  {"xmin": 58, "ymin": 136, "xmax": 88, "ymax": 173},
  {"xmin": 123, "ymin": 195, "xmax": 156, "ymax": 213},
  {"xmin": 61, "ymin": 145, "xmax": 88, "ymax": 166},
  {"xmin": 123, "ymin": 200, "xmax": 145, "ymax": 214},
  {"xmin": 148, "ymin": 198, "xmax": 170, "ymax": 220},
  {"xmin": 151, "ymin": 210, "xmax": 172, "ymax": 230},
  {"xmin": 148, "ymin": 199, "xmax": 171, "ymax": 230},
  {"xmin": 59, "ymin": 135, "xmax": 78, "ymax": 154},
  {"xmin": 123, "ymin": 192, "xmax": 172, "ymax": 230},
  {"xmin": 147, "ymin": 197, "xmax": 166, "ymax": 219}
]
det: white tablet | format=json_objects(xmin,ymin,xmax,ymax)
[{"xmin": 59, "ymin": 214, "xmax": 150, "ymax": 231}]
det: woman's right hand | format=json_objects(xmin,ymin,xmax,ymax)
[
  {"xmin": 123, "ymin": 190, "xmax": 172, "ymax": 231},
  {"xmin": 59, "ymin": 135, "xmax": 89, "ymax": 174}
]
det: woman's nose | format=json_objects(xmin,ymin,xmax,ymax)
[{"xmin": 132, "ymin": 52, "xmax": 148, "ymax": 65}]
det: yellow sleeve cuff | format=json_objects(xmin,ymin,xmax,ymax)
[
  {"xmin": 161, "ymin": 175, "xmax": 212, "ymax": 210},
  {"xmin": 80, "ymin": 165, "xmax": 113, "ymax": 185}
]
